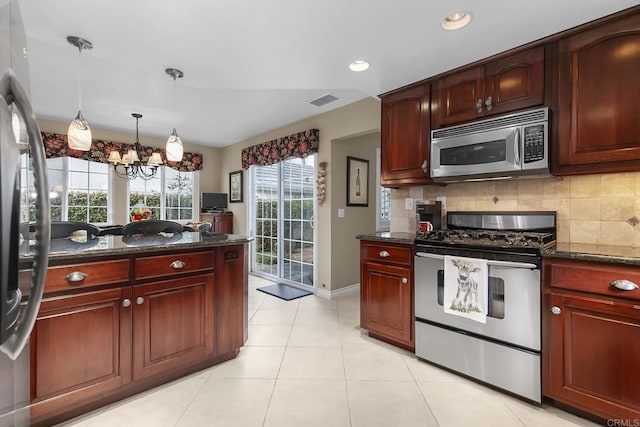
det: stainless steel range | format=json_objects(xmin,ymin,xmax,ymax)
[{"xmin": 414, "ymin": 211, "xmax": 556, "ymax": 403}]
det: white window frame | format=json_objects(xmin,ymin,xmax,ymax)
[{"xmin": 376, "ymin": 148, "xmax": 390, "ymax": 231}]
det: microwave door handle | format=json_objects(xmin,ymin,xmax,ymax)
[
  {"xmin": 0, "ymin": 71, "xmax": 50, "ymax": 361},
  {"xmin": 514, "ymin": 127, "xmax": 521, "ymax": 166}
]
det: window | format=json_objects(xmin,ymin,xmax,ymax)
[
  {"xmin": 20, "ymin": 155, "xmax": 111, "ymax": 224},
  {"xmin": 376, "ymin": 148, "xmax": 390, "ymax": 231},
  {"xmin": 128, "ymin": 168, "xmax": 196, "ymax": 221}
]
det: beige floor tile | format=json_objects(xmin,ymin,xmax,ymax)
[
  {"xmin": 77, "ymin": 376, "xmax": 205, "ymax": 427},
  {"xmin": 501, "ymin": 394, "xmax": 602, "ymax": 427},
  {"xmin": 278, "ymin": 346, "xmax": 345, "ymax": 380},
  {"xmin": 245, "ymin": 324, "xmax": 292, "ymax": 347},
  {"xmin": 249, "ymin": 308, "xmax": 297, "ymax": 326},
  {"xmin": 264, "ymin": 379, "xmax": 350, "ymax": 427},
  {"xmin": 258, "ymin": 294, "xmax": 301, "ymax": 310},
  {"xmin": 343, "ymin": 341, "xmax": 413, "ymax": 381},
  {"xmin": 297, "ymin": 294, "xmax": 338, "ymax": 311},
  {"xmin": 418, "ymin": 381, "xmax": 525, "ymax": 426},
  {"xmin": 347, "ymin": 380, "xmax": 439, "ymax": 427},
  {"xmin": 293, "ymin": 308, "xmax": 339, "ymax": 328},
  {"xmin": 176, "ymin": 378, "xmax": 274, "ymax": 427},
  {"xmin": 287, "ymin": 324, "xmax": 342, "ymax": 347},
  {"xmin": 207, "ymin": 346, "xmax": 284, "ymax": 379},
  {"xmin": 404, "ymin": 355, "xmax": 472, "ymax": 383}
]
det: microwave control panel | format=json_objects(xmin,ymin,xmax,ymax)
[{"xmin": 523, "ymin": 124, "xmax": 545, "ymax": 163}]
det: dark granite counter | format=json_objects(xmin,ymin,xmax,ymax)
[
  {"xmin": 20, "ymin": 232, "xmax": 252, "ymax": 264},
  {"xmin": 356, "ymin": 232, "xmax": 416, "ymax": 245},
  {"xmin": 542, "ymin": 243, "xmax": 640, "ymax": 267}
]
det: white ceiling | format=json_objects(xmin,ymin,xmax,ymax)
[{"xmin": 19, "ymin": 0, "xmax": 640, "ymax": 148}]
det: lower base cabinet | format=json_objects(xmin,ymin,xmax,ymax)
[{"xmin": 543, "ymin": 258, "xmax": 640, "ymax": 421}]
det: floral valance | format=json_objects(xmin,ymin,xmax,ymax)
[
  {"xmin": 241, "ymin": 128, "xmax": 319, "ymax": 169},
  {"xmin": 41, "ymin": 132, "xmax": 203, "ymax": 172}
]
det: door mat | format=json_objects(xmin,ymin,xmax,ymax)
[{"xmin": 257, "ymin": 283, "xmax": 312, "ymax": 301}]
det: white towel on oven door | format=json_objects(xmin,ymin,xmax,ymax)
[{"xmin": 443, "ymin": 255, "xmax": 488, "ymax": 323}]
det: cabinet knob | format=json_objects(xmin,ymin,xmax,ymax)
[
  {"xmin": 402, "ymin": 277, "xmax": 408, "ymax": 284},
  {"xmin": 379, "ymin": 251, "xmax": 390, "ymax": 258},
  {"xmin": 122, "ymin": 299, "xmax": 131, "ymax": 308},
  {"xmin": 475, "ymin": 99, "xmax": 483, "ymax": 113},
  {"xmin": 170, "ymin": 260, "xmax": 186, "ymax": 269},
  {"xmin": 485, "ymin": 96, "xmax": 493, "ymax": 111},
  {"xmin": 551, "ymin": 306, "xmax": 562, "ymax": 315},
  {"xmin": 421, "ymin": 160, "xmax": 428, "ymax": 173},
  {"xmin": 65, "ymin": 271, "xmax": 88, "ymax": 283},
  {"xmin": 136, "ymin": 297, "xmax": 144, "ymax": 305},
  {"xmin": 610, "ymin": 279, "xmax": 638, "ymax": 291}
]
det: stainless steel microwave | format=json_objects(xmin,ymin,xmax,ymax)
[{"xmin": 430, "ymin": 107, "xmax": 549, "ymax": 182}]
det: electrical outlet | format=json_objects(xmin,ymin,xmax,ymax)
[
  {"xmin": 405, "ymin": 198, "xmax": 413, "ymax": 210},
  {"xmin": 338, "ymin": 208, "xmax": 345, "ymax": 218}
]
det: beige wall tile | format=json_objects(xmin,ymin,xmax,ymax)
[
  {"xmin": 446, "ymin": 197, "xmax": 476, "ymax": 211},
  {"xmin": 475, "ymin": 198, "xmax": 499, "ymax": 211},
  {"xmin": 447, "ymin": 182, "xmax": 476, "ymax": 197},
  {"xmin": 569, "ymin": 221, "xmax": 600, "ymax": 244},
  {"xmin": 542, "ymin": 178, "xmax": 570, "ymax": 199},
  {"xmin": 569, "ymin": 198, "xmax": 600, "ymax": 221},
  {"xmin": 543, "ymin": 199, "xmax": 570, "ymax": 220},
  {"xmin": 495, "ymin": 181, "xmax": 519, "ymax": 196},
  {"xmin": 408, "ymin": 186, "xmax": 425, "ymax": 200},
  {"xmin": 570, "ymin": 175, "xmax": 602, "ymax": 198},
  {"xmin": 600, "ymin": 197, "xmax": 635, "ymax": 221},
  {"xmin": 557, "ymin": 220, "xmax": 570, "ymax": 243},
  {"xmin": 518, "ymin": 181, "xmax": 543, "ymax": 199},
  {"xmin": 601, "ymin": 173, "xmax": 635, "ymax": 197},
  {"xmin": 517, "ymin": 199, "xmax": 544, "ymax": 210},
  {"xmin": 475, "ymin": 182, "xmax": 495, "ymax": 197},
  {"xmin": 599, "ymin": 221, "xmax": 634, "ymax": 246}
]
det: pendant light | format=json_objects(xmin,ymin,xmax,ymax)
[
  {"xmin": 165, "ymin": 68, "xmax": 184, "ymax": 161},
  {"xmin": 67, "ymin": 36, "xmax": 93, "ymax": 151},
  {"xmin": 107, "ymin": 113, "xmax": 163, "ymax": 180}
]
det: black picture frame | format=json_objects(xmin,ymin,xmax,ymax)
[
  {"xmin": 346, "ymin": 156, "xmax": 368, "ymax": 207},
  {"xmin": 229, "ymin": 170, "xmax": 243, "ymax": 203}
]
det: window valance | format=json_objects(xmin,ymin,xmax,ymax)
[
  {"xmin": 41, "ymin": 132, "xmax": 203, "ymax": 172},
  {"xmin": 241, "ymin": 128, "xmax": 319, "ymax": 169}
]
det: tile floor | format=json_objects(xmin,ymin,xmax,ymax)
[{"xmin": 57, "ymin": 275, "xmax": 600, "ymax": 427}]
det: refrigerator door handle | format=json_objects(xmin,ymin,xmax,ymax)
[{"xmin": 0, "ymin": 70, "xmax": 50, "ymax": 360}]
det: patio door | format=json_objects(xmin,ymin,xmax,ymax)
[{"xmin": 250, "ymin": 155, "xmax": 316, "ymax": 288}]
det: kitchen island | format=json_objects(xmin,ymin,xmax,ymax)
[{"xmin": 21, "ymin": 232, "xmax": 250, "ymax": 427}]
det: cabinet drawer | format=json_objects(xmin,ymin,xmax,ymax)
[
  {"xmin": 361, "ymin": 242, "xmax": 412, "ymax": 265},
  {"xmin": 45, "ymin": 259, "xmax": 130, "ymax": 293},
  {"xmin": 546, "ymin": 259, "xmax": 640, "ymax": 302},
  {"xmin": 135, "ymin": 251, "xmax": 214, "ymax": 280}
]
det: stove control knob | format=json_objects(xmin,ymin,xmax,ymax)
[{"xmin": 551, "ymin": 306, "xmax": 562, "ymax": 315}]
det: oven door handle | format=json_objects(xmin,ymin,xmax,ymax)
[{"xmin": 415, "ymin": 252, "xmax": 537, "ymax": 269}]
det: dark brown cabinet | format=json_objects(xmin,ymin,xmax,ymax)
[
  {"xmin": 360, "ymin": 241, "xmax": 414, "ymax": 350},
  {"xmin": 199, "ymin": 212, "xmax": 233, "ymax": 234},
  {"xmin": 543, "ymin": 258, "xmax": 640, "ymax": 421},
  {"xmin": 214, "ymin": 244, "xmax": 248, "ymax": 354},
  {"xmin": 380, "ymin": 84, "xmax": 432, "ymax": 187},
  {"xmin": 132, "ymin": 274, "xmax": 214, "ymax": 381},
  {"xmin": 555, "ymin": 13, "xmax": 640, "ymax": 175},
  {"xmin": 30, "ymin": 287, "xmax": 132, "ymax": 421},
  {"xmin": 432, "ymin": 46, "xmax": 544, "ymax": 129}
]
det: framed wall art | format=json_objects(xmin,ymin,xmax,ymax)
[
  {"xmin": 229, "ymin": 170, "xmax": 243, "ymax": 203},
  {"xmin": 346, "ymin": 156, "xmax": 368, "ymax": 207}
]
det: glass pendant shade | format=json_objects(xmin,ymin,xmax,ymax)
[
  {"xmin": 67, "ymin": 110, "xmax": 92, "ymax": 151},
  {"xmin": 165, "ymin": 128, "xmax": 183, "ymax": 161}
]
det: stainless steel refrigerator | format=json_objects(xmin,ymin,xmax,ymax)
[{"xmin": 0, "ymin": 1, "xmax": 50, "ymax": 426}]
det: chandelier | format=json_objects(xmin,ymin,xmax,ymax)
[{"xmin": 107, "ymin": 113, "xmax": 163, "ymax": 180}]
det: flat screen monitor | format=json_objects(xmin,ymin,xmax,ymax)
[{"xmin": 201, "ymin": 192, "xmax": 228, "ymax": 212}]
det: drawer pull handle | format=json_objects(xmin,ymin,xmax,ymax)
[
  {"xmin": 551, "ymin": 306, "xmax": 561, "ymax": 315},
  {"xmin": 170, "ymin": 260, "xmax": 186, "ymax": 269},
  {"xmin": 65, "ymin": 271, "xmax": 88, "ymax": 283},
  {"xmin": 136, "ymin": 297, "xmax": 144, "ymax": 305},
  {"xmin": 379, "ymin": 251, "xmax": 390, "ymax": 258},
  {"xmin": 610, "ymin": 279, "xmax": 638, "ymax": 291},
  {"xmin": 402, "ymin": 277, "xmax": 408, "ymax": 284},
  {"xmin": 122, "ymin": 299, "xmax": 131, "ymax": 308}
]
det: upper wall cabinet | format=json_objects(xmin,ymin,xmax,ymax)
[
  {"xmin": 432, "ymin": 47, "xmax": 545, "ymax": 129},
  {"xmin": 380, "ymin": 84, "xmax": 432, "ymax": 187},
  {"xmin": 554, "ymin": 12, "xmax": 640, "ymax": 175}
]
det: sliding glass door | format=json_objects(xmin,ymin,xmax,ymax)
[{"xmin": 251, "ymin": 155, "xmax": 316, "ymax": 287}]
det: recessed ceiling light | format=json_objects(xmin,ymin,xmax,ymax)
[
  {"xmin": 441, "ymin": 11, "xmax": 472, "ymax": 31},
  {"xmin": 349, "ymin": 60, "xmax": 370, "ymax": 72}
]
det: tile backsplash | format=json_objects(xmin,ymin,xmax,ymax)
[{"xmin": 390, "ymin": 172, "xmax": 640, "ymax": 247}]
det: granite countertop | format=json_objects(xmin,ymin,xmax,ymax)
[
  {"xmin": 20, "ymin": 231, "xmax": 252, "ymax": 263},
  {"xmin": 542, "ymin": 243, "xmax": 640, "ymax": 266},
  {"xmin": 356, "ymin": 232, "xmax": 416, "ymax": 245}
]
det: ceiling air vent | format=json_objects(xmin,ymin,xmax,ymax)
[{"xmin": 309, "ymin": 94, "xmax": 339, "ymax": 107}]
